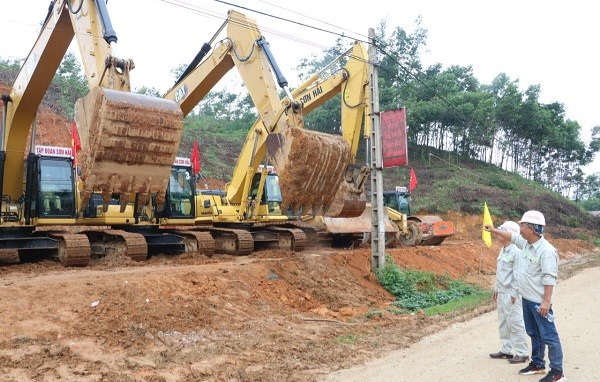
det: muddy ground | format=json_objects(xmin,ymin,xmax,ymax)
[{"xmin": 0, "ymin": 214, "xmax": 597, "ymax": 382}]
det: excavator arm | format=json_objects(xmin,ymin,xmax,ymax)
[
  {"xmin": 227, "ymin": 42, "xmax": 373, "ymax": 218},
  {"xmin": 164, "ymin": 10, "xmax": 363, "ymax": 220},
  {"xmin": 164, "ymin": 14, "xmax": 283, "ymax": 122},
  {"xmin": 1, "ymin": 0, "xmax": 183, "ymax": 218}
]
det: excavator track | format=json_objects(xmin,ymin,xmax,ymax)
[
  {"xmin": 287, "ymin": 221, "xmax": 320, "ymax": 245},
  {"xmin": 84, "ymin": 229, "xmax": 148, "ymax": 262},
  {"xmin": 254, "ymin": 221, "xmax": 320, "ymax": 247},
  {"xmin": 106, "ymin": 230, "xmax": 148, "ymax": 261},
  {"xmin": 263, "ymin": 226, "xmax": 307, "ymax": 252},
  {"xmin": 49, "ymin": 233, "xmax": 92, "ymax": 267},
  {"xmin": 197, "ymin": 227, "xmax": 254, "ymax": 256},
  {"xmin": 171, "ymin": 230, "xmax": 215, "ymax": 256}
]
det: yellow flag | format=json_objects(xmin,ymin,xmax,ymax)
[{"xmin": 482, "ymin": 202, "xmax": 493, "ymax": 248}]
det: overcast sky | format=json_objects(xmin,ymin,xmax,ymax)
[{"xmin": 2, "ymin": 0, "xmax": 598, "ymax": 174}]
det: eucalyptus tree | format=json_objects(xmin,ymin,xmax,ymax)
[{"xmin": 485, "ymin": 74, "xmax": 522, "ymax": 169}]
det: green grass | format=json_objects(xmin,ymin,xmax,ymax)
[
  {"xmin": 377, "ymin": 254, "xmax": 487, "ymax": 314},
  {"xmin": 423, "ymin": 290, "xmax": 492, "ymax": 316},
  {"xmin": 365, "ymin": 310, "xmax": 383, "ymax": 319}
]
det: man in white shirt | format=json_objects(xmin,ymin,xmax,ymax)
[{"xmin": 488, "ymin": 221, "xmax": 529, "ymax": 364}]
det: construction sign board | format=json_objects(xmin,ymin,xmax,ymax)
[{"xmin": 381, "ymin": 108, "xmax": 408, "ymax": 168}]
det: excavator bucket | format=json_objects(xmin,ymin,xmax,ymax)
[
  {"xmin": 268, "ymin": 126, "xmax": 367, "ymax": 218},
  {"xmin": 74, "ymin": 87, "xmax": 184, "ymax": 211}
]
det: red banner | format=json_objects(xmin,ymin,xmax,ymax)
[
  {"xmin": 381, "ymin": 108, "xmax": 408, "ymax": 168},
  {"xmin": 191, "ymin": 139, "xmax": 201, "ymax": 175},
  {"xmin": 71, "ymin": 122, "xmax": 81, "ymax": 166}
]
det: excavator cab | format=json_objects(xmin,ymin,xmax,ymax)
[
  {"xmin": 383, "ymin": 187, "xmax": 411, "ymax": 216},
  {"xmin": 164, "ymin": 162, "xmax": 196, "ymax": 219},
  {"xmin": 249, "ymin": 165, "xmax": 283, "ymax": 216},
  {"xmin": 37, "ymin": 156, "xmax": 76, "ymax": 218}
]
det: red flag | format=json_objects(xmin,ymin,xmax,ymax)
[
  {"xmin": 71, "ymin": 122, "xmax": 81, "ymax": 166},
  {"xmin": 191, "ymin": 139, "xmax": 201, "ymax": 175},
  {"xmin": 409, "ymin": 167, "xmax": 418, "ymax": 192}
]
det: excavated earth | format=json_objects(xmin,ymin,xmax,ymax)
[
  {"xmin": 1, "ymin": 88, "xmax": 598, "ymax": 381},
  {"xmin": 0, "ymin": 217, "xmax": 597, "ymax": 382}
]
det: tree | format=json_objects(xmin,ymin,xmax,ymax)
[
  {"xmin": 0, "ymin": 58, "xmax": 20, "ymax": 84},
  {"xmin": 45, "ymin": 52, "xmax": 88, "ymax": 118},
  {"xmin": 135, "ymin": 86, "xmax": 161, "ymax": 97}
]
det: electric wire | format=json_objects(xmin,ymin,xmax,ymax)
[
  {"xmin": 213, "ymin": 0, "xmax": 367, "ymax": 43},
  {"xmin": 162, "ymin": 0, "xmax": 467, "ymax": 122}
]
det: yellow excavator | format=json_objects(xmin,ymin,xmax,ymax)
[
  {"xmin": 0, "ymin": 0, "xmax": 184, "ymax": 265},
  {"xmin": 157, "ymin": 10, "xmax": 372, "ymax": 254},
  {"xmin": 160, "ymin": 23, "xmax": 452, "ymax": 253},
  {"xmin": 240, "ymin": 41, "xmax": 455, "ymax": 247}
]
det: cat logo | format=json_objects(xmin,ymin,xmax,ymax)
[{"xmin": 174, "ymin": 84, "xmax": 189, "ymax": 103}]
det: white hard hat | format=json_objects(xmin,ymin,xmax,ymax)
[
  {"xmin": 519, "ymin": 210, "xmax": 546, "ymax": 226},
  {"xmin": 498, "ymin": 221, "xmax": 520, "ymax": 234}
]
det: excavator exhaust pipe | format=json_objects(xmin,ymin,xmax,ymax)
[
  {"xmin": 269, "ymin": 126, "xmax": 367, "ymax": 218},
  {"xmin": 74, "ymin": 87, "xmax": 184, "ymax": 212}
]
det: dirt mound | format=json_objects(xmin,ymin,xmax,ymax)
[{"xmin": 1, "ymin": 228, "xmax": 596, "ymax": 382}]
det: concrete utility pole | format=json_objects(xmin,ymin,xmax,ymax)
[{"xmin": 368, "ymin": 28, "xmax": 386, "ymax": 273}]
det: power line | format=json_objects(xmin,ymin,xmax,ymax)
[
  {"xmin": 163, "ymin": 0, "xmax": 467, "ymax": 121},
  {"xmin": 159, "ymin": 0, "xmax": 336, "ymax": 52},
  {"xmin": 247, "ymin": 0, "xmax": 370, "ymax": 41},
  {"xmin": 213, "ymin": 0, "xmax": 369, "ymax": 44}
]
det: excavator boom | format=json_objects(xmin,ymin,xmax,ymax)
[
  {"xmin": 1, "ymin": 0, "xmax": 183, "ymax": 213},
  {"xmin": 0, "ymin": 0, "xmax": 184, "ymax": 266},
  {"xmin": 165, "ymin": 10, "xmax": 361, "ymax": 219}
]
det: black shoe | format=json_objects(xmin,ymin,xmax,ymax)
[
  {"xmin": 508, "ymin": 355, "xmax": 529, "ymax": 364},
  {"xmin": 539, "ymin": 368, "xmax": 565, "ymax": 382},
  {"xmin": 519, "ymin": 362, "xmax": 546, "ymax": 375},
  {"xmin": 489, "ymin": 351, "xmax": 514, "ymax": 359}
]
